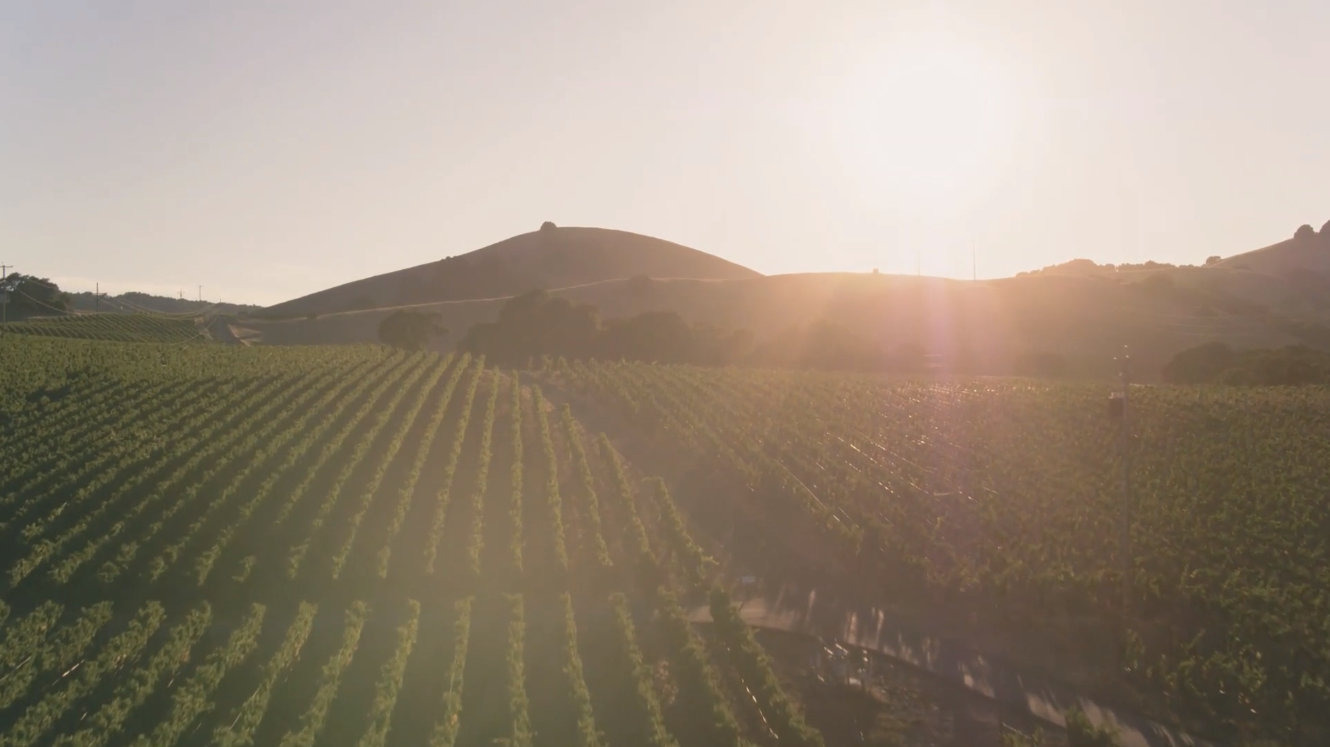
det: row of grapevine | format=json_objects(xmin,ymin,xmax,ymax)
[
  {"xmin": 1, "ymin": 313, "xmax": 203, "ymax": 343},
  {"xmin": 52, "ymin": 603, "xmax": 213, "ymax": 747},
  {"xmin": 561, "ymin": 405, "xmax": 612, "ymax": 569},
  {"xmin": 278, "ymin": 601, "xmax": 369, "ymax": 747},
  {"xmin": 7, "ymin": 373, "xmax": 271, "ymax": 539},
  {"xmin": 608, "ymin": 592, "xmax": 678, "ymax": 747},
  {"xmin": 285, "ymin": 354, "xmax": 432, "ymax": 578},
  {"xmin": 1, "ymin": 603, "xmax": 168, "ymax": 747},
  {"xmin": 0, "ymin": 601, "xmax": 112, "ymax": 711},
  {"xmin": 559, "ymin": 593, "xmax": 605, "ymax": 747},
  {"xmin": 507, "ymin": 376, "xmax": 525, "ymax": 576},
  {"xmin": 269, "ymin": 354, "xmax": 414, "ymax": 530},
  {"xmin": 353, "ymin": 600, "xmax": 420, "ymax": 747},
  {"xmin": 9, "ymin": 374, "xmax": 295, "ymax": 586},
  {"xmin": 1, "ymin": 376, "xmax": 189, "ymax": 514},
  {"xmin": 464, "ymin": 371, "xmax": 502, "ymax": 578},
  {"xmin": 423, "ymin": 358, "xmax": 485, "ymax": 575},
  {"xmin": 595, "ymin": 435, "xmax": 656, "ymax": 566},
  {"xmin": 0, "ymin": 601, "xmax": 63, "ymax": 670},
  {"xmin": 328, "ymin": 355, "xmax": 454, "ymax": 579},
  {"xmin": 212, "ymin": 601, "xmax": 318, "ymax": 747},
  {"xmin": 654, "ymin": 588, "xmax": 749, "ymax": 747},
  {"xmin": 707, "ymin": 589, "xmax": 824, "ymax": 747},
  {"xmin": 127, "ymin": 604, "xmax": 267, "ymax": 747},
  {"xmin": 645, "ymin": 477, "xmax": 715, "ymax": 587},
  {"xmin": 194, "ymin": 354, "xmax": 408, "ymax": 585},
  {"xmin": 427, "ymin": 597, "xmax": 473, "ymax": 747},
  {"xmin": 138, "ymin": 362, "xmax": 379, "ymax": 583},
  {"xmin": 372, "ymin": 354, "xmax": 471, "ymax": 578},
  {"xmin": 532, "ymin": 387, "xmax": 569, "ymax": 572},
  {"xmin": 56, "ymin": 366, "xmax": 347, "ymax": 585},
  {"xmin": 504, "ymin": 594, "xmax": 534, "ymax": 747}
]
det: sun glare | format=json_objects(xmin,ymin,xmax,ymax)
[{"xmin": 854, "ymin": 50, "xmax": 1003, "ymax": 198}]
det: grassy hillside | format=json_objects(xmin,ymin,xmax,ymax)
[
  {"xmin": 1214, "ymin": 229, "xmax": 1330, "ymax": 275},
  {"xmin": 239, "ymin": 271, "xmax": 1299, "ymax": 378},
  {"xmin": 244, "ymin": 224, "xmax": 1330, "ymax": 378},
  {"xmin": 260, "ymin": 225, "xmax": 760, "ymax": 318}
]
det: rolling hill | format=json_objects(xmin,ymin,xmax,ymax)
[
  {"xmin": 238, "ymin": 270, "xmax": 1301, "ymax": 379},
  {"xmin": 238, "ymin": 221, "xmax": 1330, "ymax": 379},
  {"xmin": 260, "ymin": 225, "xmax": 760, "ymax": 318}
]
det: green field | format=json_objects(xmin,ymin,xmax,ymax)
[
  {"xmin": 540, "ymin": 359, "xmax": 1330, "ymax": 745},
  {"xmin": 0, "ymin": 335, "xmax": 826, "ymax": 747},
  {"xmin": 0, "ymin": 313, "xmax": 204, "ymax": 343},
  {"xmin": 1, "ymin": 331, "xmax": 1325, "ymax": 746}
]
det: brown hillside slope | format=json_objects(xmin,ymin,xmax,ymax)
[
  {"xmin": 261, "ymin": 226, "xmax": 760, "ymax": 317},
  {"xmin": 241, "ymin": 271, "xmax": 1298, "ymax": 378},
  {"xmin": 1214, "ymin": 230, "xmax": 1330, "ymax": 275}
]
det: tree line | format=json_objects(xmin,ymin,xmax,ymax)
[
  {"xmin": 1162, "ymin": 341, "xmax": 1330, "ymax": 385},
  {"xmin": 379, "ymin": 289, "xmax": 922, "ymax": 371}
]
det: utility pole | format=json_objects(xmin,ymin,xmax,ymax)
[
  {"xmin": 198, "ymin": 286, "xmax": 202, "ymax": 303},
  {"xmin": 0, "ymin": 263, "xmax": 10, "ymax": 280},
  {"xmin": 972, "ymin": 242, "xmax": 976, "ymax": 281}
]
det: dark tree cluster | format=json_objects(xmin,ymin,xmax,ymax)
[
  {"xmin": 0, "ymin": 274, "xmax": 71, "ymax": 318},
  {"xmin": 1162, "ymin": 341, "xmax": 1330, "ymax": 385},
  {"xmin": 748, "ymin": 319, "xmax": 902, "ymax": 371},
  {"xmin": 458, "ymin": 289, "xmax": 752, "ymax": 366},
  {"xmin": 377, "ymin": 309, "xmax": 448, "ymax": 351}
]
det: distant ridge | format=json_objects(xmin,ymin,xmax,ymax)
[
  {"xmin": 262, "ymin": 225, "xmax": 760, "ymax": 317},
  {"xmin": 1214, "ymin": 223, "xmax": 1330, "ymax": 275}
]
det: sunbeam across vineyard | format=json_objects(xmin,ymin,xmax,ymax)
[{"xmin": 3, "ymin": 330, "xmax": 1323, "ymax": 746}]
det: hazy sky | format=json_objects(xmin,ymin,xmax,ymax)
[{"xmin": 4, "ymin": 1, "xmax": 1328, "ymax": 305}]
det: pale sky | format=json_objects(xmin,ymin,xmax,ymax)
[{"xmin": 4, "ymin": 1, "xmax": 1328, "ymax": 306}]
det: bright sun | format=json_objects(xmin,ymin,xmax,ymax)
[{"xmin": 854, "ymin": 50, "xmax": 1002, "ymax": 197}]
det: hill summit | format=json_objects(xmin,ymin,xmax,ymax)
[{"xmin": 262, "ymin": 225, "xmax": 759, "ymax": 317}]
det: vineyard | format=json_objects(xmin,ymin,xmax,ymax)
[
  {"xmin": 5, "ymin": 328, "xmax": 1326, "ymax": 747},
  {"xmin": 0, "ymin": 313, "xmax": 205, "ymax": 343},
  {"xmin": 539, "ymin": 358, "xmax": 1330, "ymax": 745},
  {"xmin": 0, "ymin": 334, "xmax": 827, "ymax": 747}
]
